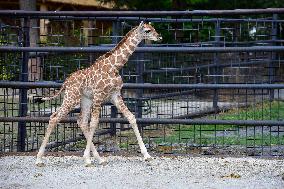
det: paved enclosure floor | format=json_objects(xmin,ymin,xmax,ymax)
[{"xmin": 0, "ymin": 155, "xmax": 284, "ymax": 189}]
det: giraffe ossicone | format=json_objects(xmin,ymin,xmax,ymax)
[{"xmin": 35, "ymin": 22, "xmax": 162, "ymax": 167}]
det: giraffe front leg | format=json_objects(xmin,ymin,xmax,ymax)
[
  {"xmin": 83, "ymin": 104, "xmax": 101, "ymax": 167},
  {"xmin": 112, "ymin": 94, "xmax": 152, "ymax": 161},
  {"xmin": 129, "ymin": 117, "xmax": 152, "ymax": 161}
]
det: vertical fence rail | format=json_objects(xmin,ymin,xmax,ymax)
[
  {"xmin": 17, "ymin": 16, "xmax": 29, "ymax": 151},
  {"xmin": 136, "ymin": 42, "xmax": 144, "ymax": 133},
  {"xmin": 110, "ymin": 19, "xmax": 120, "ymax": 136},
  {"xmin": 213, "ymin": 19, "xmax": 221, "ymax": 112},
  {"xmin": 270, "ymin": 13, "xmax": 278, "ymax": 100}
]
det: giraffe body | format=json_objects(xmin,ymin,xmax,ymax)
[{"xmin": 35, "ymin": 22, "xmax": 162, "ymax": 166}]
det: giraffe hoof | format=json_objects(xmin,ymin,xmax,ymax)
[
  {"xmin": 98, "ymin": 159, "xmax": 108, "ymax": 166},
  {"xmin": 35, "ymin": 158, "xmax": 45, "ymax": 167},
  {"xmin": 84, "ymin": 157, "xmax": 93, "ymax": 167},
  {"xmin": 35, "ymin": 162, "xmax": 45, "ymax": 167},
  {"xmin": 84, "ymin": 163, "xmax": 94, "ymax": 167},
  {"xmin": 144, "ymin": 155, "xmax": 153, "ymax": 162}
]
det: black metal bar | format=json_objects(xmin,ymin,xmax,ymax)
[
  {"xmin": 11, "ymin": 16, "xmax": 284, "ymax": 23},
  {"xmin": 0, "ymin": 116, "xmax": 283, "ymax": 126},
  {"xmin": 45, "ymin": 129, "xmax": 112, "ymax": 149},
  {"xmin": 144, "ymin": 89, "xmax": 195, "ymax": 100},
  {"xmin": 108, "ymin": 19, "xmax": 120, "ymax": 137},
  {"xmin": 0, "ymin": 9, "xmax": 284, "ymax": 17},
  {"xmin": 136, "ymin": 44, "xmax": 145, "ymax": 132},
  {"xmin": 0, "ymin": 81, "xmax": 284, "ymax": 89},
  {"xmin": 213, "ymin": 19, "xmax": 221, "ymax": 112},
  {"xmin": 269, "ymin": 13, "xmax": 278, "ymax": 100},
  {"xmin": 110, "ymin": 105, "xmax": 117, "ymax": 136},
  {"xmin": 1, "ymin": 46, "xmax": 284, "ymax": 53},
  {"xmin": 94, "ymin": 17, "xmax": 284, "ymax": 23},
  {"xmin": 17, "ymin": 17, "xmax": 29, "ymax": 152},
  {"xmin": 124, "ymin": 83, "xmax": 284, "ymax": 89},
  {"xmin": 112, "ymin": 19, "xmax": 121, "ymax": 44},
  {"xmin": 144, "ymin": 59, "xmax": 284, "ymax": 74},
  {"xmin": 100, "ymin": 17, "xmax": 284, "ymax": 22}
]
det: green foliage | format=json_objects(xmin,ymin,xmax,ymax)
[
  {"xmin": 0, "ymin": 26, "xmax": 21, "ymax": 81},
  {"xmin": 204, "ymin": 0, "xmax": 284, "ymax": 10},
  {"xmin": 43, "ymin": 53, "xmax": 89, "ymax": 81},
  {"xmin": 219, "ymin": 101, "xmax": 284, "ymax": 121},
  {"xmin": 0, "ymin": 53, "xmax": 20, "ymax": 81},
  {"xmin": 0, "ymin": 66, "xmax": 13, "ymax": 80},
  {"xmin": 150, "ymin": 22, "xmax": 175, "ymax": 44}
]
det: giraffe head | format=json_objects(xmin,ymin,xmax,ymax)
[{"xmin": 137, "ymin": 21, "xmax": 162, "ymax": 42}]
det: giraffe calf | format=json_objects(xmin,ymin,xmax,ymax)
[{"xmin": 35, "ymin": 21, "xmax": 162, "ymax": 167}]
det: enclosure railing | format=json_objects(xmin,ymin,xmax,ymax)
[
  {"xmin": 0, "ymin": 9, "xmax": 283, "ymax": 156},
  {"xmin": 1, "ymin": 82, "xmax": 283, "ymax": 126}
]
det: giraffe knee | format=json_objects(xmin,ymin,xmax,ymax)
[
  {"xmin": 127, "ymin": 114, "xmax": 137, "ymax": 125},
  {"xmin": 48, "ymin": 117, "xmax": 58, "ymax": 126},
  {"xmin": 90, "ymin": 119, "xmax": 99, "ymax": 129},
  {"xmin": 77, "ymin": 119, "xmax": 81, "ymax": 126},
  {"xmin": 77, "ymin": 118, "xmax": 84, "ymax": 126},
  {"xmin": 50, "ymin": 111, "xmax": 58, "ymax": 119},
  {"xmin": 80, "ymin": 124, "xmax": 89, "ymax": 133},
  {"xmin": 47, "ymin": 113, "xmax": 60, "ymax": 131}
]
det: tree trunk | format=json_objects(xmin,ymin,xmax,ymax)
[
  {"xmin": 19, "ymin": 0, "xmax": 38, "ymax": 46},
  {"xmin": 20, "ymin": 0, "xmax": 42, "ymax": 82},
  {"xmin": 40, "ymin": 3, "xmax": 48, "ymax": 43}
]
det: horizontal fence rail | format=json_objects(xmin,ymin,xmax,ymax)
[
  {"xmin": 1, "ymin": 46, "xmax": 284, "ymax": 53},
  {"xmin": 1, "ymin": 81, "xmax": 284, "ymax": 89},
  {"xmin": 0, "ymin": 9, "xmax": 284, "ymax": 17},
  {"xmin": 0, "ymin": 117, "xmax": 283, "ymax": 126}
]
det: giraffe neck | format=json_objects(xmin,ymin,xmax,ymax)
[{"xmin": 111, "ymin": 27, "xmax": 142, "ymax": 70}]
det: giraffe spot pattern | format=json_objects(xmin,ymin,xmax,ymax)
[{"xmin": 53, "ymin": 25, "xmax": 149, "ymax": 109}]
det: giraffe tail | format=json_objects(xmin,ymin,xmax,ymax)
[{"xmin": 33, "ymin": 84, "xmax": 66, "ymax": 104}]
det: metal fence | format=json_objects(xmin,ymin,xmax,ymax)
[{"xmin": 0, "ymin": 9, "xmax": 283, "ymax": 157}]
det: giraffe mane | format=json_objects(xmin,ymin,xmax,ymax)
[
  {"xmin": 111, "ymin": 26, "xmax": 138, "ymax": 53},
  {"xmin": 96, "ymin": 26, "xmax": 138, "ymax": 62}
]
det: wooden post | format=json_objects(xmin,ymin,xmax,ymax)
[
  {"xmin": 40, "ymin": 3, "xmax": 48, "ymax": 43},
  {"xmin": 82, "ymin": 20, "xmax": 95, "ymax": 46}
]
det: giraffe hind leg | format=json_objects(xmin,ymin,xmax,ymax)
[
  {"xmin": 77, "ymin": 96, "xmax": 107, "ymax": 165},
  {"xmin": 83, "ymin": 101, "xmax": 102, "ymax": 167},
  {"xmin": 35, "ymin": 111, "xmax": 61, "ymax": 166},
  {"xmin": 79, "ymin": 125, "xmax": 107, "ymax": 165},
  {"xmin": 35, "ymin": 97, "xmax": 80, "ymax": 166}
]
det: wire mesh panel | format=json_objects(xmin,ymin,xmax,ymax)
[{"xmin": 121, "ymin": 88, "xmax": 284, "ymax": 157}]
